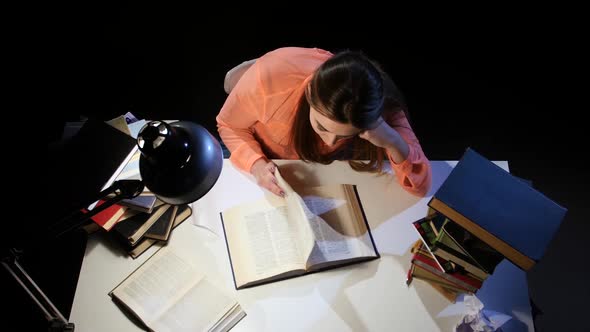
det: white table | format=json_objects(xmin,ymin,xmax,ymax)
[{"xmin": 70, "ymin": 160, "xmax": 534, "ymax": 331}]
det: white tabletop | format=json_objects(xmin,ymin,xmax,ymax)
[{"xmin": 70, "ymin": 160, "xmax": 533, "ymax": 332}]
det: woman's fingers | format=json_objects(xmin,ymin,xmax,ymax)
[
  {"xmin": 266, "ymin": 163, "xmax": 285, "ymax": 197},
  {"xmin": 265, "ymin": 181, "xmax": 285, "ymax": 197},
  {"xmin": 252, "ymin": 160, "xmax": 285, "ymax": 197}
]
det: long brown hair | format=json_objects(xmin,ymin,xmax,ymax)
[{"xmin": 291, "ymin": 50, "xmax": 408, "ymax": 172}]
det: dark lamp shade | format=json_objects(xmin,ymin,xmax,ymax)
[{"xmin": 137, "ymin": 120, "xmax": 223, "ymax": 205}]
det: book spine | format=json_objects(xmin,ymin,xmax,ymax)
[
  {"xmin": 413, "ymin": 223, "xmax": 446, "ymax": 272},
  {"xmin": 432, "ymin": 248, "xmax": 489, "ymax": 280},
  {"xmin": 429, "ymin": 198, "xmax": 535, "ymax": 270},
  {"xmin": 412, "ymin": 253, "xmax": 483, "ymax": 289},
  {"xmin": 416, "ymin": 220, "xmax": 438, "ymax": 245},
  {"xmin": 128, "ymin": 204, "xmax": 171, "ymax": 245},
  {"xmin": 431, "ymin": 241, "xmax": 488, "ymax": 273},
  {"xmin": 411, "ymin": 259, "xmax": 478, "ymax": 293},
  {"xmin": 413, "ymin": 249, "xmax": 454, "ymax": 272},
  {"xmin": 411, "ymin": 265, "xmax": 473, "ymax": 293}
]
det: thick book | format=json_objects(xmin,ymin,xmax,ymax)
[
  {"xmin": 408, "ymin": 241, "xmax": 462, "ymax": 303},
  {"xmin": 411, "ymin": 263, "xmax": 473, "ymax": 294},
  {"xmin": 431, "ymin": 242, "xmax": 488, "ymax": 280},
  {"xmin": 412, "ymin": 211, "xmax": 453, "ymax": 273},
  {"xmin": 119, "ymin": 194, "xmax": 159, "ymax": 213},
  {"xmin": 110, "ymin": 203, "xmax": 171, "ymax": 248},
  {"xmin": 143, "ymin": 205, "xmax": 178, "ymax": 241},
  {"xmin": 428, "ymin": 148, "xmax": 567, "ymax": 271},
  {"xmin": 109, "ymin": 244, "xmax": 246, "ymax": 332},
  {"xmin": 220, "ymin": 170, "xmax": 380, "ymax": 289},
  {"xmin": 433, "ymin": 219, "xmax": 504, "ymax": 276},
  {"xmin": 129, "ymin": 205, "xmax": 192, "ymax": 259},
  {"xmin": 82, "ymin": 199, "xmax": 127, "ymax": 231},
  {"xmin": 411, "ymin": 247, "xmax": 482, "ymax": 292}
]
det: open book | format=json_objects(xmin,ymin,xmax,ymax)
[
  {"xmin": 220, "ymin": 170, "xmax": 379, "ymax": 289},
  {"xmin": 109, "ymin": 245, "xmax": 246, "ymax": 332}
]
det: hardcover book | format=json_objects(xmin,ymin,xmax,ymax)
[
  {"xmin": 221, "ymin": 170, "xmax": 379, "ymax": 289},
  {"xmin": 433, "ymin": 219, "xmax": 504, "ymax": 276},
  {"xmin": 408, "ymin": 240, "xmax": 460, "ymax": 303},
  {"xmin": 111, "ymin": 203, "xmax": 171, "ymax": 248},
  {"xmin": 84, "ymin": 200, "xmax": 127, "ymax": 231},
  {"xmin": 411, "ymin": 245, "xmax": 482, "ymax": 293},
  {"xmin": 143, "ymin": 205, "xmax": 178, "ymax": 241},
  {"xmin": 109, "ymin": 244, "xmax": 245, "ymax": 332},
  {"xmin": 428, "ymin": 148, "xmax": 567, "ymax": 270},
  {"xmin": 412, "ymin": 211, "xmax": 451, "ymax": 272},
  {"xmin": 129, "ymin": 205, "xmax": 193, "ymax": 259}
]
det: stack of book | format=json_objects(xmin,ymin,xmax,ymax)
[
  {"xmin": 409, "ymin": 208, "xmax": 503, "ymax": 302},
  {"xmin": 108, "ymin": 201, "xmax": 193, "ymax": 258},
  {"xmin": 407, "ymin": 148, "xmax": 567, "ymax": 302},
  {"xmin": 84, "ymin": 114, "xmax": 193, "ymax": 258}
]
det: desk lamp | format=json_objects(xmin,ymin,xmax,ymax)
[
  {"xmin": 3, "ymin": 119, "xmax": 223, "ymax": 331},
  {"xmin": 137, "ymin": 120, "xmax": 223, "ymax": 205}
]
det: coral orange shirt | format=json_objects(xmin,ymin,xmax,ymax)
[{"xmin": 217, "ymin": 47, "xmax": 432, "ymax": 197}]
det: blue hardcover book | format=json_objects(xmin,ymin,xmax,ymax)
[{"xmin": 428, "ymin": 148, "xmax": 567, "ymax": 271}]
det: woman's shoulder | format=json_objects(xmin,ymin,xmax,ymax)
[
  {"xmin": 255, "ymin": 47, "xmax": 333, "ymax": 90},
  {"xmin": 262, "ymin": 47, "xmax": 333, "ymax": 60}
]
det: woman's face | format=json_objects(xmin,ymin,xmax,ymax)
[{"xmin": 309, "ymin": 106, "xmax": 361, "ymax": 147}]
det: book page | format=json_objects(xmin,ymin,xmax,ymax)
[
  {"xmin": 151, "ymin": 278, "xmax": 238, "ymax": 332},
  {"xmin": 296, "ymin": 184, "xmax": 378, "ymax": 269},
  {"xmin": 277, "ymin": 170, "xmax": 316, "ymax": 265},
  {"xmin": 110, "ymin": 247, "xmax": 203, "ymax": 327},
  {"xmin": 111, "ymin": 246, "xmax": 239, "ymax": 331},
  {"xmin": 221, "ymin": 170, "xmax": 315, "ymax": 288}
]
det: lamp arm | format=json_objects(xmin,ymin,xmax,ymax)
[
  {"xmin": 48, "ymin": 180, "xmax": 144, "ymax": 240},
  {"xmin": 1, "ymin": 179, "xmax": 144, "ymax": 332},
  {"xmin": 2, "ymin": 252, "xmax": 75, "ymax": 331}
]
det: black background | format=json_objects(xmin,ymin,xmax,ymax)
[{"xmin": 23, "ymin": 5, "xmax": 590, "ymax": 331}]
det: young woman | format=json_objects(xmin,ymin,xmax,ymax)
[{"xmin": 217, "ymin": 47, "xmax": 431, "ymax": 197}]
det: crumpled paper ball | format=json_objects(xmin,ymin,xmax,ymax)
[{"xmin": 456, "ymin": 294, "xmax": 512, "ymax": 332}]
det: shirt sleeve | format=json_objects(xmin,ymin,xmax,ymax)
[
  {"xmin": 216, "ymin": 59, "xmax": 267, "ymax": 172},
  {"xmin": 385, "ymin": 111, "xmax": 432, "ymax": 197}
]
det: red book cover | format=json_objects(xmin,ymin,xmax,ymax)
[
  {"xmin": 411, "ymin": 251, "xmax": 483, "ymax": 290},
  {"xmin": 411, "ymin": 263, "xmax": 474, "ymax": 293},
  {"xmin": 83, "ymin": 200, "xmax": 127, "ymax": 231}
]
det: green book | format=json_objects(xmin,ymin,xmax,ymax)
[
  {"xmin": 412, "ymin": 211, "xmax": 455, "ymax": 272},
  {"xmin": 433, "ymin": 219, "xmax": 504, "ymax": 276},
  {"xmin": 442, "ymin": 220, "xmax": 504, "ymax": 273}
]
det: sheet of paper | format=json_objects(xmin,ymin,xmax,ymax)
[
  {"xmin": 191, "ymin": 162, "xmax": 266, "ymax": 236},
  {"xmin": 127, "ymin": 119, "xmax": 147, "ymax": 139},
  {"xmin": 370, "ymin": 205, "xmax": 430, "ymax": 255}
]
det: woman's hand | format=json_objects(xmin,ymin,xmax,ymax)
[
  {"xmin": 359, "ymin": 118, "xmax": 409, "ymax": 163},
  {"xmin": 251, "ymin": 159, "xmax": 285, "ymax": 197}
]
